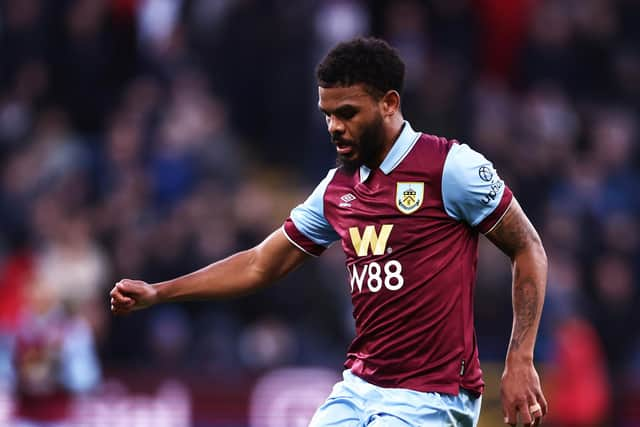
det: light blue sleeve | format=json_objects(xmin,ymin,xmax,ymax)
[
  {"xmin": 60, "ymin": 319, "xmax": 101, "ymax": 393},
  {"xmin": 289, "ymin": 169, "xmax": 340, "ymax": 246},
  {"xmin": 442, "ymin": 143, "xmax": 507, "ymax": 227}
]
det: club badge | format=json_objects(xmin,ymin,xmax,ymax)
[{"xmin": 396, "ymin": 182, "xmax": 424, "ymax": 214}]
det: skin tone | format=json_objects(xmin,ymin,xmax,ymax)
[
  {"xmin": 317, "ymin": 83, "xmax": 403, "ymax": 172},
  {"xmin": 486, "ymin": 198, "xmax": 548, "ymax": 427},
  {"xmin": 110, "ymin": 83, "xmax": 547, "ymax": 427}
]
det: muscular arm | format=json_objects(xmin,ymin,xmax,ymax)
[
  {"xmin": 485, "ymin": 197, "xmax": 548, "ymax": 426},
  {"xmin": 110, "ymin": 228, "xmax": 310, "ymax": 313},
  {"xmin": 486, "ymin": 198, "xmax": 547, "ymax": 359}
]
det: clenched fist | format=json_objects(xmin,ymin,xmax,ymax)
[{"xmin": 110, "ymin": 279, "xmax": 159, "ymax": 315}]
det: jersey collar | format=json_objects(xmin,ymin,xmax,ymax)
[{"xmin": 359, "ymin": 121, "xmax": 420, "ymax": 182}]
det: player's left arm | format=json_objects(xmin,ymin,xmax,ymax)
[{"xmin": 486, "ymin": 197, "xmax": 548, "ymax": 427}]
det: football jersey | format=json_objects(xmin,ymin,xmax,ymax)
[{"xmin": 283, "ymin": 122, "xmax": 513, "ymax": 395}]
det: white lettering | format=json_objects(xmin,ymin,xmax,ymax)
[
  {"xmin": 384, "ymin": 260, "xmax": 404, "ymax": 290},
  {"xmin": 350, "ymin": 260, "xmax": 405, "ymax": 293},
  {"xmin": 350, "ymin": 263, "xmax": 368, "ymax": 293},
  {"xmin": 367, "ymin": 262, "xmax": 383, "ymax": 292}
]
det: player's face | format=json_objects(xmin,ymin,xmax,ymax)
[{"xmin": 318, "ymin": 84, "xmax": 387, "ymax": 172}]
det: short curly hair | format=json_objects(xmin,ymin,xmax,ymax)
[{"xmin": 316, "ymin": 37, "xmax": 405, "ymax": 99}]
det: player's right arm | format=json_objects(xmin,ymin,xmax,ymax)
[
  {"xmin": 110, "ymin": 228, "xmax": 309, "ymax": 315},
  {"xmin": 111, "ymin": 168, "xmax": 340, "ymax": 315}
]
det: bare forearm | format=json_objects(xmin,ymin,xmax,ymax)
[
  {"xmin": 485, "ymin": 198, "xmax": 548, "ymax": 362},
  {"xmin": 153, "ymin": 229, "xmax": 309, "ymax": 304},
  {"xmin": 154, "ymin": 249, "xmax": 266, "ymax": 303},
  {"xmin": 486, "ymin": 200, "xmax": 549, "ymax": 425},
  {"xmin": 507, "ymin": 244, "xmax": 547, "ymax": 362},
  {"xmin": 111, "ymin": 229, "xmax": 308, "ymax": 314}
]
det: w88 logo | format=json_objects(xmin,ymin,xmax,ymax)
[{"xmin": 349, "ymin": 260, "xmax": 404, "ymax": 293}]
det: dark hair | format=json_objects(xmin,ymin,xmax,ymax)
[{"xmin": 316, "ymin": 37, "xmax": 405, "ymax": 99}]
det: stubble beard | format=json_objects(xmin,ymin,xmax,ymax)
[{"xmin": 336, "ymin": 115, "xmax": 386, "ymax": 174}]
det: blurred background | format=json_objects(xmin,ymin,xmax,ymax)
[{"xmin": 0, "ymin": 0, "xmax": 639, "ymax": 426}]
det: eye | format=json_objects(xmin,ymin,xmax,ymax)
[
  {"xmin": 335, "ymin": 106, "xmax": 357, "ymax": 119},
  {"xmin": 339, "ymin": 109, "xmax": 356, "ymax": 120}
]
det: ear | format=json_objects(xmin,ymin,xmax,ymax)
[{"xmin": 380, "ymin": 90, "xmax": 401, "ymax": 117}]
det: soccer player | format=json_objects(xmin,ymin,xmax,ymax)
[{"xmin": 110, "ymin": 37, "xmax": 548, "ymax": 427}]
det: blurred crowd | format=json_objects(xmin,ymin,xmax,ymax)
[{"xmin": 0, "ymin": 0, "xmax": 639, "ymax": 426}]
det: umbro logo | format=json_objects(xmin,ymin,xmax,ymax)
[{"xmin": 339, "ymin": 193, "xmax": 356, "ymax": 207}]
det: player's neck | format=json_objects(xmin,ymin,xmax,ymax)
[{"xmin": 369, "ymin": 116, "xmax": 405, "ymax": 169}]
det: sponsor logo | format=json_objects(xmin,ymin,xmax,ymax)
[
  {"xmin": 350, "ymin": 260, "xmax": 404, "ymax": 293},
  {"xmin": 348, "ymin": 224, "xmax": 393, "ymax": 257},
  {"xmin": 481, "ymin": 180, "xmax": 504, "ymax": 205},
  {"xmin": 348, "ymin": 224, "xmax": 405, "ymax": 292},
  {"xmin": 478, "ymin": 166, "xmax": 493, "ymax": 182},
  {"xmin": 396, "ymin": 182, "xmax": 424, "ymax": 214},
  {"xmin": 339, "ymin": 193, "xmax": 356, "ymax": 207}
]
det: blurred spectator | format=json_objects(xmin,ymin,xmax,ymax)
[
  {"xmin": 0, "ymin": 0, "xmax": 48, "ymax": 94},
  {"xmin": 238, "ymin": 316, "xmax": 297, "ymax": 371},
  {"xmin": 588, "ymin": 107, "xmax": 640, "ymax": 218},
  {"xmin": 0, "ymin": 243, "xmax": 33, "ymax": 391},
  {"xmin": 381, "ymin": 0, "xmax": 429, "ymax": 92},
  {"xmin": 473, "ymin": 0, "xmax": 535, "ymax": 80},
  {"xmin": 545, "ymin": 316, "xmax": 611, "ymax": 427},
  {"xmin": 32, "ymin": 211, "xmax": 110, "ymax": 337},
  {"xmin": 51, "ymin": 0, "xmax": 119, "ymax": 132},
  {"xmin": 147, "ymin": 306, "xmax": 192, "ymax": 370},
  {"xmin": 542, "ymin": 253, "xmax": 611, "ymax": 426},
  {"xmin": 137, "ymin": 0, "xmax": 184, "ymax": 58},
  {"xmin": 517, "ymin": 0, "xmax": 576, "ymax": 91},
  {"xmin": 314, "ymin": 0, "xmax": 369, "ymax": 52},
  {"xmin": 592, "ymin": 256, "xmax": 638, "ymax": 376},
  {"xmin": 11, "ymin": 281, "xmax": 100, "ymax": 426}
]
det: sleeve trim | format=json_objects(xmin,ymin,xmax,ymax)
[
  {"xmin": 482, "ymin": 197, "xmax": 514, "ymax": 235},
  {"xmin": 281, "ymin": 225, "xmax": 319, "ymax": 257},
  {"xmin": 477, "ymin": 187, "xmax": 514, "ymax": 234},
  {"xmin": 282, "ymin": 219, "xmax": 326, "ymax": 256}
]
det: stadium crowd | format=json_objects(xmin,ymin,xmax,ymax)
[{"xmin": 0, "ymin": 0, "xmax": 639, "ymax": 425}]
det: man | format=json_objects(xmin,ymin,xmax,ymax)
[{"xmin": 110, "ymin": 37, "xmax": 548, "ymax": 427}]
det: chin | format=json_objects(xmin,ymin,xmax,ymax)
[{"xmin": 337, "ymin": 157, "xmax": 362, "ymax": 174}]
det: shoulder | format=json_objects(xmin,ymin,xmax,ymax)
[
  {"xmin": 442, "ymin": 142, "xmax": 491, "ymax": 179},
  {"xmin": 400, "ymin": 132, "xmax": 458, "ymax": 176},
  {"xmin": 440, "ymin": 142, "xmax": 512, "ymax": 227},
  {"xmin": 417, "ymin": 133, "xmax": 458, "ymax": 155}
]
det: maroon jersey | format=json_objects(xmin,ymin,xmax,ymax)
[{"xmin": 283, "ymin": 122, "xmax": 512, "ymax": 395}]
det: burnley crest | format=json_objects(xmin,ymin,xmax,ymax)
[{"xmin": 396, "ymin": 182, "xmax": 424, "ymax": 214}]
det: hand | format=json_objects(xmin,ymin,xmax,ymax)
[
  {"xmin": 110, "ymin": 279, "xmax": 159, "ymax": 315},
  {"xmin": 501, "ymin": 357, "xmax": 547, "ymax": 426}
]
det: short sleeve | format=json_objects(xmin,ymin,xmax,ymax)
[
  {"xmin": 442, "ymin": 143, "xmax": 513, "ymax": 233},
  {"xmin": 283, "ymin": 169, "xmax": 340, "ymax": 256}
]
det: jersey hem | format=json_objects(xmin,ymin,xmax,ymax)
[{"xmin": 345, "ymin": 368, "xmax": 484, "ymax": 396}]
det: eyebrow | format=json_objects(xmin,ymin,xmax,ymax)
[{"xmin": 319, "ymin": 104, "xmax": 358, "ymax": 116}]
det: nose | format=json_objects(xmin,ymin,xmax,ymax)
[{"xmin": 327, "ymin": 115, "xmax": 345, "ymax": 135}]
